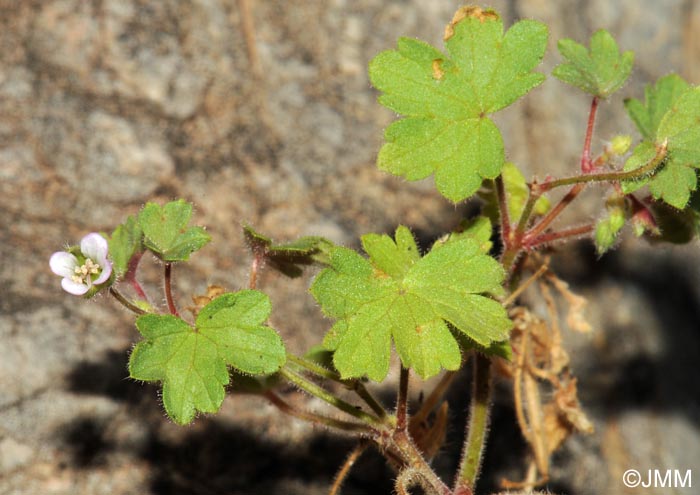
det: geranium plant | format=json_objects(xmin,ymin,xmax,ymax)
[{"xmin": 50, "ymin": 6, "xmax": 699, "ymax": 494}]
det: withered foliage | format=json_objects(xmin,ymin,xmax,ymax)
[{"xmin": 497, "ymin": 262, "xmax": 594, "ymax": 490}]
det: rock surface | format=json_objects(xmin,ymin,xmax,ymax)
[{"xmin": 1, "ymin": 1, "xmax": 698, "ymax": 494}]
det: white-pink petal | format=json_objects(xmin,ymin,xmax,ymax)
[
  {"xmin": 80, "ymin": 233, "xmax": 109, "ymax": 262},
  {"xmin": 50, "ymin": 251, "xmax": 79, "ymax": 278},
  {"xmin": 61, "ymin": 277, "xmax": 90, "ymax": 295},
  {"xmin": 94, "ymin": 260, "xmax": 113, "ymax": 284}
]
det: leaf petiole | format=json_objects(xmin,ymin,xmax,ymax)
[
  {"xmin": 286, "ymin": 353, "xmax": 389, "ymax": 420},
  {"xmin": 124, "ymin": 251, "xmax": 148, "ymax": 301},
  {"xmin": 495, "ymin": 175, "xmax": 512, "ymax": 241},
  {"xmin": 109, "ymin": 287, "xmax": 147, "ymax": 315},
  {"xmin": 396, "ymin": 367, "xmax": 410, "ymax": 431},
  {"xmin": 278, "ymin": 366, "xmax": 383, "ymax": 426},
  {"xmin": 264, "ymin": 391, "xmax": 373, "ymax": 433},
  {"xmin": 580, "ymin": 97, "xmax": 599, "ymax": 173},
  {"xmin": 163, "ymin": 263, "xmax": 180, "ymax": 317}
]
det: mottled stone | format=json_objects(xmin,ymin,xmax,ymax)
[
  {"xmin": 0, "ymin": 438, "xmax": 34, "ymax": 474},
  {"xmin": 42, "ymin": 109, "xmax": 174, "ymax": 203},
  {"xmin": 1, "ymin": 1, "xmax": 698, "ymax": 494}
]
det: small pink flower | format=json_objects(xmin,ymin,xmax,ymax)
[{"xmin": 50, "ymin": 233, "xmax": 113, "ymax": 295}]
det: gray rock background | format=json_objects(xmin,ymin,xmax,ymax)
[{"xmin": 1, "ymin": 1, "xmax": 699, "ymax": 494}]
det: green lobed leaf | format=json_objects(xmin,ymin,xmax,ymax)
[
  {"xmin": 446, "ymin": 216, "xmax": 494, "ymax": 253},
  {"xmin": 138, "ymin": 200, "xmax": 211, "ymax": 262},
  {"xmin": 623, "ymin": 86, "xmax": 700, "ymax": 209},
  {"xmin": 431, "ymin": 216, "xmax": 494, "ymax": 255},
  {"xmin": 552, "ymin": 29, "xmax": 634, "ymax": 98},
  {"xmin": 109, "ymin": 215, "xmax": 143, "ymax": 278},
  {"xmin": 304, "ymin": 345, "xmax": 337, "ymax": 372},
  {"xmin": 369, "ymin": 7, "xmax": 548, "ymax": 202},
  {"xmin": 624, "ymin": 74, "xmax": 691, "ymax": 140},
  {"xmin": 129, "ymin": 291, "xmax": 286, "ymax": 424},
  {"xmin": 361, "ymin": 225, "xmax": 420, "ymax": 279},
  {"xmin": 310, "ymin": 226, "xmax": 512, "ymax": 381}
]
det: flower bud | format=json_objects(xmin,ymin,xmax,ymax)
[{"xmin": 610, "ymin": 134, "xmax": 632, "ymax": 156}]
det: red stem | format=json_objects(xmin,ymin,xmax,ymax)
[
  {"xmin": 501, "ymin": 97, "xmax": 601, "ymax": 272},
  {"xmin": 524, "ymin": 183, "xmax": 585, "ymax": 242},
  {"xmin": 581, "ymin": 97, "xmax": 599, "ymax": 173},
  {"xmin": 264, "ymin": 391, "xmax": 373, "ymax": 433},
  {"xmin": 525, "ymin": 224, "xmax": 594, "ymax": 248},
  {"xmin": 527, "ymin": 97, "xmax": 598, "ymax": 240},
  {"xmin": 124, "ymin": 251, "xmax": 148, "ymax": 300},
  {"xmin": 249, "ymin": 252, "xmax": 264, "ymax": 290},
  {"xmin": 164, "ymin": 263, "xmax": 180, "ymax": 317}
]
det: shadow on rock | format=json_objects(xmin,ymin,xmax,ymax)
[
  {"xmin": 63, "ymin": 349, "xmax": 394, "ymax": 494},
  {"xmin": 553, "ymin": 243, "xmax": 700, "ymax": 417}
]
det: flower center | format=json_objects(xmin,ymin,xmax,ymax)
[{"xmin": 71, "ymin": 258, "xmax": 101, "ymax": 285}]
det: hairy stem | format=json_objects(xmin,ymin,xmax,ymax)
[
  {"xmin": 329, "ymin": 442, "xmax": 368, "ymax": 495},
  {"xmin": 287, "ymin": 352, "xmax": 340, "ymax": 380},
  {"xmin": 395, "ymin": 467, "xmax": 438, "ymax": 495},
  {"xmin": 109, "ymin": 287, "xmax": 147, "ymax": 315},
  {"xmin": 527, "ymin": 224, "xmax": 594, "ymax": 247},
  {"xmin": 279, "ymin": 367, "xmax": 382, "ymax": 425},
  {"xmin": 125, "ymin": 251, "xmax": 148, "ymax": 300},
  {"xmin": 454, "ymin": 353, "xmax": 493, "ymax": 495},
  {"xmin": 515, "ymin": 185, "xmax": 541, "ymax": 235},
  {"xmin": 580, "ymin": 97, "xmax": 599, "ymax": 173},
  {"xmin": 397, "ymin": 367, "xmax": 410, "ymax": 431},
  {"xmin": 501, "ymin": 141, "xmax": 667, "ymax": 273},
  {"xmin": 163, "ymin": 263, "xmax": 180, "ymax": 317},
  {"xmin": 248, "ymin": 251, "xmax": 264, "ymax": 290},
  {"xmin": 286, "ymin": 353, "xmax": 389, "ymax": 420},
  {"xmin": 525, "ymin": 183, "xmax": 586, "ymax": 241},
  {"xmin": 264, "ymin": 391, "xmax": 372, "ymax": 433},
  {"xmin": 391, "ymin": 430, "xmax": 452, "ymax": 495},
  {"xmin": 495, "ymin": 176, "xmax": 511, "ymax": 241},
  {"xmin": 535, "ymin": 141, "xmax": 667, "ymax": 192}
]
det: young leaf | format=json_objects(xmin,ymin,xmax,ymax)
[
  {"xmin": 553, "ymin": 29, "xmax": 634, "ymax": 98},
  {"xmin": 310, "ymin": 226, "xmax": 512, "ymax": 381},
  {"xmin": 480, "ymin": 163, "xmax": 550, "ymax": 226},
  {"xmin": 129, "ymin": 291, "xmax": 286, "ymax": 424},
  {"xmin": 138, "ymin": 200, "xmax": 211, "ymax": 261},
  {"xmin": 432, "ymin": 216, "xmax": 494, "ymax": 255},
  {"xmin": 243, "ymin": 225, "xmax": 334, "ymax": 277},
  {"xmin": 361, "ymin": 225, "xmax": 421, "ymax": 279},
  {"xmin": 109, "ymin": 215, "xmax": 143, "ymax": 278},
  {"xmin": 369, "ymin": 6, "xmax": 548, "ymax": 202},
  {"xmin": 624, "ymin": 74, "xmax": 691, "ymax": 140},
  {"xmin": 623, "ymin": 87, "xmax": 700, "ymax": 208}
]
